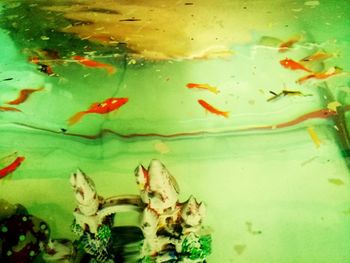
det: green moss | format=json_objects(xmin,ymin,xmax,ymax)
[{"xmin": 181, "ymin": 234, "xmax": 212, "ymax": 260}]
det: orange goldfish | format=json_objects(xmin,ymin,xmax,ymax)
[
  {"xmin": 7, "ymin": 87, "xmax": 44, "ymax": 105},
  {"xmin": 280, "ymin": 58, "xmax": 312, "ymax": 72},
  {"xmin": 0, "ymin": 106, "xmax": 22, "ymax": 112},
  {"xmin": 68, "ymin": 97, "xmax": 129, "ymax": 125},
  {"xmin": 186, "ymin": 83, "xmax": 220, "ymax": 94},
  {"xmin": 0, "ymin": 156, "xmax": 25, "ymax": 179},
  {"xmin": 278, "ymin": 36, "xmax": 301, "ymax": 52},
  {"xmin": 198, "ymin": 99, "xmax": 229, "ymax": 118},
  {"xmin": 72, "ymin": 55, "xmax": 116, "ymax": 74},
  {"xmin": 297, "ymin": 66, "xmax": 343, "ymax": 84}
]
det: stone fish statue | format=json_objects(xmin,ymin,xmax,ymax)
[{"xmin": 135, "ymin": 160, "xmax": 211, "ymax": 263}]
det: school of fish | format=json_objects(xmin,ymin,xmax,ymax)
[{"xmin": 0, "ymin": 34, "xmax": 348, "ymax": 180}]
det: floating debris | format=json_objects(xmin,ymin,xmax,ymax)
[
  {"xmin": 128, "ymin": 58, "xmax": 137, "ymax": 65},
  {"xmin": 40, "ymin": 35, "xmax": 50, "ymax": 40},
  {"xmin": 307, "ymin": 126, "xmax": 321, "ymax": 148},
  {"xmin": 119, "ymin": 18, "xmax": 141, "ymax": 22},
  {"xmin": 327, "ymin": 101, "xmax": 342, "ymax": 112},
  {"xmin": 0, "ymin": 78, "xmax": 13, "ymax": 82},
  {"xmin": 246, "ymin": 221, "xmax": 262, "ymax": 235},
  {"xmin": 154, "ymin": 141, "xmax": 170, "ymax": 154},
  {"xmin": 301, "ymin": 156, "xmax": 318, "ymax": 166},
  {"xmin": 304, "ymin": 1, "xmax": 320, "ymax": 7},
  {"xmin": 234, "ymin": 244, "xmax": 247, "ymax": 255},
  {"xmin": 267, "ymin": 89, "xmax": 310, "ymax": 101},
  {"xmin": 328, "ymin": 178, "xmax": 345, "ymax": 186}
]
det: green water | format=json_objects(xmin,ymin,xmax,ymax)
[{"xmin": 0, "ymin": 0, "xmax": 350, "ymax": 262}]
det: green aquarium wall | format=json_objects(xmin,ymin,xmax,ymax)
[{"xmin": 0, "ymin": 0, "xmax": 350, "ymax": 262}]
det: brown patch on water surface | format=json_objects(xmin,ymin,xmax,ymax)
[{"xmin": 41, "ymin": 0, "xmax": 292, "ymax": 60}]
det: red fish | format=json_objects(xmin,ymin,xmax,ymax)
[
  {"xmin": 72, "ymin": 55, "xmax": 116, "ymax": 74},
  {"xmin": 7, "ymin": 87, "xmax": 44, "ymax": 105},
  {"xmin": 198, "ymin": 99, "xmax": 229, "ymax": 118},
  {"xmin": 297, "ymin": 66, "xmax": 343, "ymax": 84},
  {"xmin": 68, "ymin": 97, "xmax": 129, "ymax": 125},
  {"xmin": 0, "ymin": 156, "xmax": 25, "ymax": 179},
  {"xmin": 280, "ymin": 58, "xmax": 312, "ymax": 72},
  {"xmin": 0, "ymin": 106, "xmax": 22, "ymax": 112}
]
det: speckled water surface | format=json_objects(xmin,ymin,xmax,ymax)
[{"xmin": 0, "ymin": 0, "xmax": 350, "ymax": 262}]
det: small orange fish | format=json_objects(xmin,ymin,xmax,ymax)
[
  {"xmin": 280, "ymin": 58, "xmax": 312, "ymax": 72},
  {"xmin": 297, "ymin": 66, "xmax": 343, "ymax": 84},
  {"xmin": 278, "ymin": 36, "xmax": 301, "ymax": 52},
  {"xmin": 0, "ymin": 106, "xmax": 22, "ymax": 112},
  {"xmin": 0, "ymin": 156, "xmax": 25, "ymax": 179},
  {"xmin": 198, "ymin": 99, "xmax": 229, "ymax": 118},
  {"xmin": 300, "ymin": 51, "xmax": 335, "ymax": 62},
  {"xmin": 68, "ymin": 97, "xmax": 129, "ymax": 125},
  {"xmin": 7, "ymin": 87, "xmax": 44, "ymax": 105},
  {"xmin": 72, "ymin": 55, "xmax": 116, "ymax": 74},
  {"xmin": 186, "ymin": 83, "xmax": 220, "ymax": 94}
]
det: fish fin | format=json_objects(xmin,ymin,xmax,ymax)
[
  {"xmin": 68, "ymin": 111, "xmax": 86, "ymax": 126},
  {"xmin": 36, "ymin": 87, "xmax": 45, "ymax": 92}
]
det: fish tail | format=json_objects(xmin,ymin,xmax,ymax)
[
  {"xmin": 222, "ymin": 111, "xmax": 230, "ymax": 118},
  {"xmin": 36, "ymin": 87, "xmax": 45, "ymax": 92},
  {"xmin": 297, "ymin": 74, "xmax": 314, "ymax": 84},
  {"xmin": 305, "ymin": 67, "xmax": 313, "ymax": 73},
  {"xmin": 106, "ymin": 66, "xmax": 117, "ymax": 74},
  {"xmin": 68, "ymin": 111, "xmax": 86, "ymax": 126}
]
